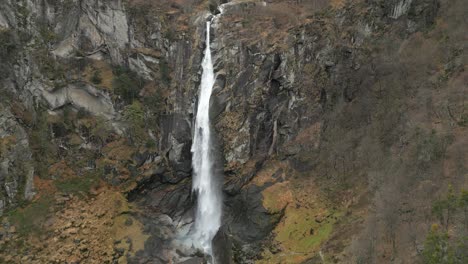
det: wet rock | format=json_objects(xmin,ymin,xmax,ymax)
[
  {"xmin": 160, "ymin": 114, "xmax": 193, "ymax": 183},
  {"xmin": 209, "ymin": 91, "xmax": 230, "ymax": 120},
  {"xmin": 212, "ymin": 227, "xmax": 233, "ymax": 264},
  {"xmin": 225, "ymin": 184, "xmax": 278, "ymax": 243},
  {"xmin": 178, "ymin": 257, "xmax": 205, "ymax": 264}
]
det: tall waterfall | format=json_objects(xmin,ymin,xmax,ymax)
[{"xmin": 191, "ymin": 20, "xmax": 222, "ymax": 257}]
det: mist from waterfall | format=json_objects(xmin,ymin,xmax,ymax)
[{"xmin": 190, "ymin": 20, "xmax": 222, "ymax": 258}]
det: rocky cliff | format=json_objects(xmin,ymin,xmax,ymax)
[{"xmin": 0, "ymin": 0, "xmax": 467, "ymax": 263}]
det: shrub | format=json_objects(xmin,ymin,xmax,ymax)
[
  {"xmin": 145, "ymin": 139, "xmax": 156, "ymax": 149},
  {"xmin": 112, "ymin": 66, "xmax": 144, "ymax": 104},
  {"xmin": 458, "ymin": 113, "xmax": 468, "ymax": 127},
  {"xmin": 207, "ymin": 0, "xmax": 218, "ymax": 13},
  {"xmin": 34, "ymin": 48, "xmax": 66, "ymax": 87},
  {"xmin": 160, "ymin": 59, "xmax": 171, "ymax": 85},
  {"xmin": 425, "ymin": 187, "xmax": 468, "ymax": 263},
  {"xmin": 123, "ymin": 101, "xmax": 144, "ymax": 126},
  {"xmin": 422, "ymin": 224, "xmax": 467, "ymax": 264},
  {"xmin": 422, "ymin": 224, "xmax": 452, "ymax": 264},
  {"xmin": 38, "ymin": 25, "xmax": 57, "ymax": 44},
  {"xmin": 90, "ymin": 117, "xmax": 112, "ymax": 145},
  {"xmin": 432, "ymin": 185, "xmax": 465, "ymax": 228},
  {"xmin": 123, "ymin": 101, "xmax": 146, "ymax": 142},
  {"xmin": 76, "ymin": 107, "xmax": 91, "ymax": 119},
  {"xmin": 91, "ymin": 70, "xmax": 102, "ymax": 85},
  {"xmin": 143, "ymin": 90, "xmax": 164, "ymax": 116},
  {"xmin": 0, "ymin": 29, "xmax": 17, "ymax": 60}
]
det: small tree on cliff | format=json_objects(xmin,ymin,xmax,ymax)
[
  {"xmin": 422, "ymin": 224, "xmax": 453, "ymax": 264},
  {"xmin": 459, "ymin": 190, "xmax": 468, "ymax": 229},
  {"xmin": 123, "ymin": 101, "xmax": 145, "ymax": 143},
  {"xmin": 432, "ymin": 185, "xmax": 459, "ymax": 229}
]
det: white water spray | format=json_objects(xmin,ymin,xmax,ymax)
[
  {"xmin": 390, "ymin": 0, "xmax": 413, "ymax": 19},
  {"xmin": 190, "ymin": 20, "xmax": 222, "ymax": 257}
]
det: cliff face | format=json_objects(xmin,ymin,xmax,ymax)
[{"xmin": 0, "ymin": 0, "xmax": 467, "ymax": 263}]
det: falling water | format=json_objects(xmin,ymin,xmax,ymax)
[
  {"xmin": 190, "ymin": 20, "xmax": 222, "ymax": 258},
  {"xmin": 390, "ymin": 0, "xmax": 413, "ymax": 19}
]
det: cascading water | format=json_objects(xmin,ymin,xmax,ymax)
[{"xmin": 190, "ymin": 20, "xmax": 222, "ymax": 258}]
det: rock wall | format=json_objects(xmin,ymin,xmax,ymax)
[
  {"xmin": 0, "ymin": 0, "xmax": 467, "ymax": 263},
  {"xmin": 0, "ymin": 108, "xmax": 35, "ymax": 214}
]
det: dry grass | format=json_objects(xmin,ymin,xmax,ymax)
[
  {"xmin": 48, "ymin": 160, "xmax": 76, "ymax": 179},
  {"xmin": 219, "ymin": 0, "xmax": 334, "ymax": 51},
  {"xmin": 83, "ymin": 60, "xmax": 114, "ymax": 91}
]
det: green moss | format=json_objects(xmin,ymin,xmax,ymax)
[
  {"xmin": 260, "ymin": 179, "xmax": 343, "ymax": 263},
  {"xmin": 275, "ymin": 207, "xmax": 340, "ymax": 253},
  {"xmin": 123, "ymin": 101, "xmax": 148, "ymax": 143},
  {"xmin": 55, "ymin": 170, "xmax": 101, "ymax": 195},
  {"xmin": 7, "ymin": 196, "xmax": 53, "ymax": 236},
  {"xmin": 123, "ymin": 101, "xmax": 144, "ymax": 126}
]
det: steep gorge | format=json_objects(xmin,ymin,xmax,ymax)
[{"xmin": 0, "ymin": 0, "xmax": 467, "ymax": 263}]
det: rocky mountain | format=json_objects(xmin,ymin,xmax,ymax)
[{"xmin": 0, "ymin": 0, "xmax": 466, "ymax": 263}]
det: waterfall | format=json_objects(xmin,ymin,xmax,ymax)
[
  {"xmin": 190, "ymin": 20, "xmax": 222, "ymax": 258},
  {"xmin": 390, "ymin": 0, "xmax": 413, "ymax": 19}
]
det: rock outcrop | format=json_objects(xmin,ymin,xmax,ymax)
[{"xmin": 0, "ymin": 107, "xmax": 35, "ymax": 215}]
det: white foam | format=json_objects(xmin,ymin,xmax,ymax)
[{"xmin": 190, "ymin": 21, "xmax": 222, "ymax": 259}]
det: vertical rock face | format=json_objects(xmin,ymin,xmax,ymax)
[
  {"xmin": 203, "ymin": 0, "xmax": 465, "ymax": 263},
  {"xmin": 0, "ymin": 0, "xmax": 467, "ymax": 263},
  {"xmin": 0, "ymin": 108, "xmax": 35, "ymax": 215}
]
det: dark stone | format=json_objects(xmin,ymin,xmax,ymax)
[
  {"xmin": 224, "ymin": 184, "xmax": 281, "ymax": 244},
  {"xmin": 51, "ymin": 123, "xmax": 68, "ymax": 137},
  {"xmin": 209, "ymin": 91, "xmax": 229, "ymax": 120},
  {"xmin": 290, "ymin": 155, "xmax": 317, "ymax": 173},
  {"xmin": 269, "ymin": 79, "xmax": 281, "ymax": 95},
  {"xmin": 213, "ymin": 56, "xmax": 225, "ymax": 72},
  {"xmin": 179, "ymin": 257, "xmax": 204, "ymax": 264},
  {"xmin": 249, "ymin": 111, "xmax": 274, "ymax": 156},
  {"xmin": 223, "ymin": 159, "xmax": 264, "ymax": 195},
  {"xmin": 125, "ymin": 217, "xmax": 133, "ymax": 226},
  {"xmin": 159, "ymin": 113, "xmax": 193, "ymax": 183},
  {"xmin": 214, "ymin": 72, "xmax": 226, "ymax": 91},
  {"xmin": 160, "ymin": 113, "xmax": 192, "ymax": 148},
  {"xmin": 212, "ymin": 226, "xmax": 233, "ymax": 264},
  {"xmin": 408, "ymin": 0, "xmax": 440, "ymax": 28},
  {"xmin": 232, "ymin": 68, "xmax": 254, "ymax": 97},
  {"xmin": 132, "ymin": 151, "xmax": 150, "ymax": 167}
]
